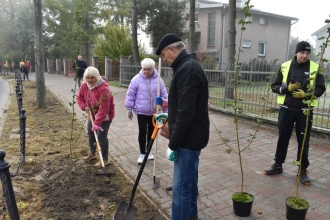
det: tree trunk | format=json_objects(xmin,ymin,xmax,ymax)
[
  {"xmin": 225, "ymin": 0, "xmax": 236, "ymax": 100},
  {"xmin": 33, "ymin": 0, "xmax": 47, "ymax": 108},
  {"xmin": 188, "ymin": 0, "xmax": 195, "ymax": 53},
  {"xmin": 84, "ymin": 15, "xmax": 90, "ymax": 61},
  {"xmin": 131, "ymin": 0, "xmax": 140, "ymax": 64}
]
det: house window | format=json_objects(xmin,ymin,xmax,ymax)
[
  {"xmin": 244, "ymin": 16, "xmax": 252, "ymax": 23},
  {"xmin": 208, "ymin": 13, "xmax": 216, "ymax": 46},
  {"xmin": 242, "ymin": 40, "xmax": 251, "ymax": 48},
  {"xmin": 260, "ymin": 18, "xmax": 267, "ymax": 26},
  {"xmin": 258, "ymin": 42, "xmax": 266, "ymax": 56},
  {"xmin": 195, "ymin": 31, "xmax": 201, "ymax": 43}
]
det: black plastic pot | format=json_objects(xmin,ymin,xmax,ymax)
[
  {"xmin": 232, "ymin": 192, "xmax": 254, "ymax": 217},
  {"xmin": 285, "ymin": 197, "xmax": 309, "ymax": 220}
]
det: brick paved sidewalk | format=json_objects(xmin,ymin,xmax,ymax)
[{"xmin": 31, "ymin": 73, "xmax": 330, "ymax": 220}]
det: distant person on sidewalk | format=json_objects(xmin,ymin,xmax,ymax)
[
  {"xmin": 124, "ymin": 58, "xmax": 168, "ymax": 165},
  {"xmin": 20, "ymin": 60, "xmax": 25, "ymax": 73},
  {"xmin": 264, "ymin": 41, "xmax": 326, "ymax": 186},
  {"xmin": 73, "ymin": 55, "xmax": 88, "ymax": 88},
  {"xmin": 4, "ymin": 60, "xmax": 9, "ymax": 76},
  {"xmin": 11, "ymin": 61, "xmax": 15, "ymax": 72},
  {"xmin": 155, "ymin": 33, "xmax": 210, "ymax": 220},
  {"xmin": 24, "ymin": 61, "xmax": 31, "ymax": 80},
  {"xmin": 76, "ymin": 66, "xmax": 115, "ymax": 168}
]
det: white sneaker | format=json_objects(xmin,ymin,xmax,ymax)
[
  {"xmin": 148, "ymin": 152, "xmax": 154, "ymax": 160},
  {"xmin": 137, "ymin": 154, "xmax": 145, "ymax": 165}
]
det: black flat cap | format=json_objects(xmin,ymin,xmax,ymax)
[{"xmin": 155, "ymin": 33, "xmax": 182, "ymax": 55}]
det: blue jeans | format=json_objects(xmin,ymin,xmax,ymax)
[
  {"xmin": 4, "ymin": 67, "xmax": 9, "ymax": 76},
  {"xmin": 24, "ymin": 70, "xmax": 29, "ymax": 80},
  {"xmin": 172, "ymin": 147, "xmax": 200, "ymax": 220},
  {"xmin": 87, "ymin": 119, "xmax": 112, "ymax": 160}
]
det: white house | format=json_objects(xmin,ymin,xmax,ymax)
[
  {"xmin": 311, "ymin": 23, "xmax": 330, "ymax": 61},
  {"xmin": 188, "ymin": 0, "xmax": 298, "ymax": 65}
]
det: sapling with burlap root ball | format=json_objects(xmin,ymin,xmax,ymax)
[
  {"xmin": 68, "ymin": 1, "xmax": 86, "ymax": 179},
  {"xmin": 226, "ymin": 1, "xmax": 265, "ymax": 204},
  {"xmin": 286, "ymin": 19, "xmax": 329, "ymax": 215},
  {"xmin": 211, "ymin": 0, "xmax": 271, "ymax": 209}
]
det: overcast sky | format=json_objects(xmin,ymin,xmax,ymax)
[{"xmin": 222, "ymin": 0, "xmax": 330, "ymax": 46}]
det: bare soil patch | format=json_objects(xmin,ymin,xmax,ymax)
[{"xmin": 0, "ymin": 79, "xmax": 167, "ymax": 220}]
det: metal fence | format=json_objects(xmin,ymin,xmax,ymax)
[
  {"xmin": 119, "ymin": 56, "xmax": 173, "ymax": 87},
  {"xmin": 47, "ymin": 58, "xmax": 121, "ymax": 81},
  {"xmin": 119, "ymin": 58, "xmax": 330, "ymax": 131},
  {"xmin": 0, "ymin": 151, "xmax": 20, "ymax": 219},
  {"xmin": 206, "ymin": 70, "xmax": 330, "ymax": 129}
]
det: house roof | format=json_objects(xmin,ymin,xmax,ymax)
[
  {"xmin": 311, "ymin": 23, "xmax": 330, "ymax": 36},
  {"xmin": 197, "ymin": 0, "xmax": 298, "ymax": 21}
]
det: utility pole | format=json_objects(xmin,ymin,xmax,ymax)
[{"xmin": 188, "ymin": 0, "xmax": 196, "ymax": 53}]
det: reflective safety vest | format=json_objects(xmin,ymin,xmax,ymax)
[{"xmin": 277, "ymin": 60, "xmax": 319, "ymax": 106}]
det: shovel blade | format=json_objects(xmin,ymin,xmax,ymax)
[
  {"xmin": 113, "ymin": 202, "xmax": 137, "ymax": 220},
  {"xmin": 152, "ymin": 177, "xmax": 161, "ymax": 189},
  {"xmin": 94, "ymin": 172, "xmax": 116, "ymax": 177}
]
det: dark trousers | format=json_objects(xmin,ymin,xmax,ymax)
[
  {"xmin": 137, "ymin": 114, "xmax": 154, "ymax": 154},
  {"xmin": 77, "ymin": 76, "xmax": 83, "ymax": 88},
  {"xmin": 275, "ymin": 107, "xmax": 313, "ymax": 168},
  {"xmin": 87, "ymin": 119, "xmax": 112, "ymax": 160}
]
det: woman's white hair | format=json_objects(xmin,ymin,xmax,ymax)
[
  {"xmin": 141, "ymin": 58, "xmax": 155, "ymax": 68},
  {"xmin": 83, "ymin": 66, "xmax": 101, "ymax": 82}
]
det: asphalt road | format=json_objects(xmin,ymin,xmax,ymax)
[{"xmin": 0, "ymin": 77, "xmax": 10, "ymax": 136}]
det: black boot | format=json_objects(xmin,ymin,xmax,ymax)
[
  {"xmin": 299, "ymin": 168, "xmax": 311, "ymax": 186},
  {"xmin": 264, "ymin": 163, "xmax": 283, "ymax": 175},
  {"xmin": 165, "ymin": 185, "xmax": 172, "ymax": 191}
]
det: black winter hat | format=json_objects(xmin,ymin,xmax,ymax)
[
  {"xmin": 295, "ymin": 41, "xmax": 311, "ymax": 54},
  {"xmin": 155, "ymin": 33, "xmax": 182, "ymax": 55}
]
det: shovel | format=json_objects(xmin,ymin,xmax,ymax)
[
  {"xmin": 89, "ymin": 113, "xmax": 115, "ymax": 177},
  {"xmin": 113, "ymin": 114, "xmax": 166, "ymax": 220},
  {"xmin": 152, "ymin": 57, "xmax": 162, "ymax": 189}
]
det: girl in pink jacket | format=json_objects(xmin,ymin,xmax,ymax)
[{"xmin": 76, "ymin": 67, "xmax": 115, "ymax": 168}]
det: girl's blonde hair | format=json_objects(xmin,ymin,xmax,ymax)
[{"xmin": 83, "ymin": 66, "xmax": 101, "ymax": 82}]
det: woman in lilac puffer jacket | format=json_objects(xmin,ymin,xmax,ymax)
[{"xmin": 124, "ymin": 58, "xmax": 168, "ymax": 165}]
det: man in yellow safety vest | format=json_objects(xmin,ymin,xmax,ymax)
[{"xmin": 264, "ymin": 41, "xmax": 326, "ymax": 186}]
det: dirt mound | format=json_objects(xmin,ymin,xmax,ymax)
[{"xmin": 0, "ymin": 80, "xmax": 167, "ymax": 220}]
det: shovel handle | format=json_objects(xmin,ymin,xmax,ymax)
[
  {"xmin": 151, "ymin": 114, "xmax": 166, "ymax": 139},
  {"xmin": 89, "ymin": 113, "xmax": 105, "ymax": 168},
  {"xmin": 126, "ymin": 115, "xmax": 165, "ymax": 209}
]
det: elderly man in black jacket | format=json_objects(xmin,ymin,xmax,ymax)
[
  {"xmin": 73, "ymin": 55, "xmax": 88, "ymax": 88},
  {"xmin": 155, "ymin": 33, "xmax": 209, "ymax": 220}
]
